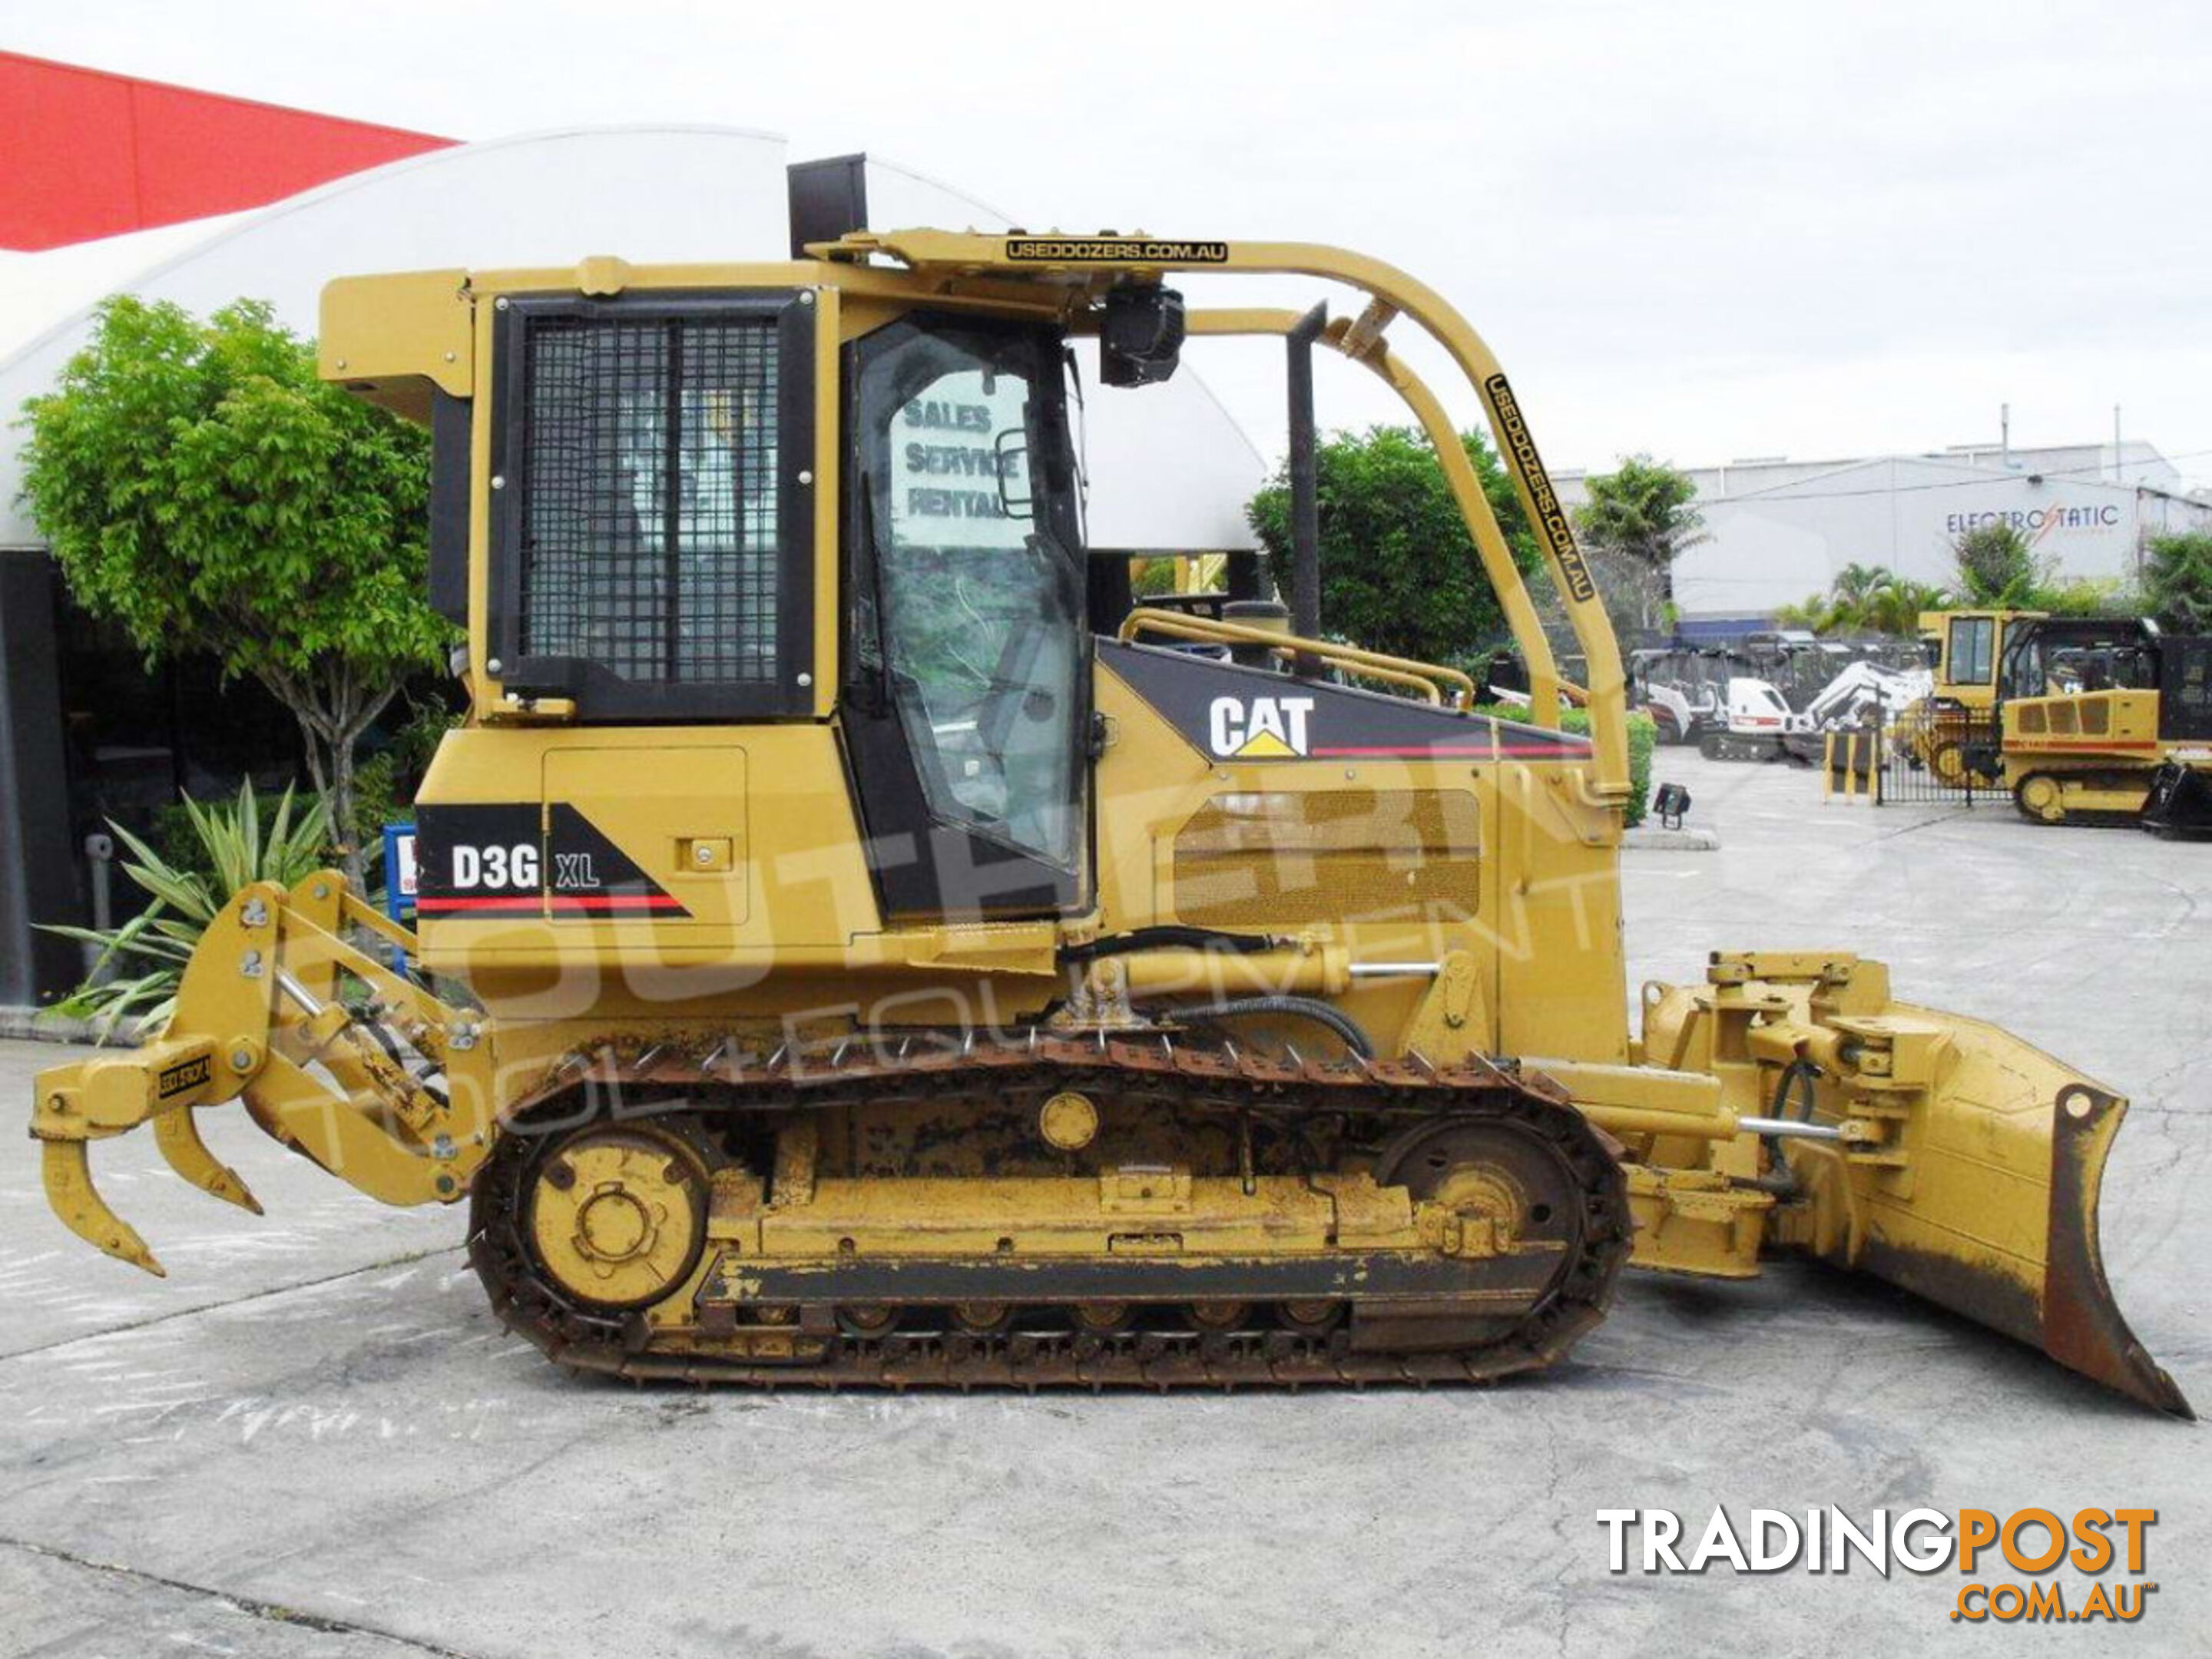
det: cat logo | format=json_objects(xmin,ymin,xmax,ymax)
[{"xmin": 1208, "ymin": 694, "xmax": 1316, "ymax": 759}]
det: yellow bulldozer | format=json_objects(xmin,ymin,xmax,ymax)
[
  {"xmin": 25, "ymin": 193, "xmax": 2188, "ymax": 1412},
  {"xmin": 1976, "ymin": 616, "xmax": 2212, "ymax": 830}
]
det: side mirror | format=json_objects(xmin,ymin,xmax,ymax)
[{"xmin": 1100, "ymin": 285, "xmax": 1185, "ymax": 387}]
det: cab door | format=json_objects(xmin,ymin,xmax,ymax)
[{"xmin": 838, "ymin": 313, "xmax": 1091, "ymax": 923}]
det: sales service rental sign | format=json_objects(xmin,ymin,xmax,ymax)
[{"xmin": 889, "ymin": 367, "xmax": 1031, "ymax": 549}]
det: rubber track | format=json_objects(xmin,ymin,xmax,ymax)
[{"xmin": 466, "ymin": 1035, "xmax": 1632, "ymax": 1391}]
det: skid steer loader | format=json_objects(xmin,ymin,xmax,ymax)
[{"xmin": 27, "ymin": 189, "xmax": 2188, "ymax": 1412}]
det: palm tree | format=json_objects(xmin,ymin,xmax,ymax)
[
  {"xmin": 1774, "ymin": 565, "xmax": 1950, "ymax": 637},
  {"xmin": 1573, "ymin": 455, "xmax": 1709, "ymax": 634},
  {"xmin": 1830, "ymin": 562, "xmax": 1889, "ymax": 614}
]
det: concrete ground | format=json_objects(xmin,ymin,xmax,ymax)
[{"xmin": 0, "ymin": 752, "xmax": 2203, "ymax": 1658}]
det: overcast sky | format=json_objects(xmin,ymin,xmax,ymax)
[{"xmin": 8, "ymin": 0, "xmax": 2207, "ymax": 485}]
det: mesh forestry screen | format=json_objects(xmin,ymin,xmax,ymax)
[{"xmin": 519, "ymin": 313, "xmax": 780, "ymax": 683}]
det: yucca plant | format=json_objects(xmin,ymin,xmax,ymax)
[{"xmin": 46, "ymin": 781, "xmax": 332, "ymax": 1041}]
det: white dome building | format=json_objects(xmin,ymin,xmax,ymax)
[{"xmin": 0, "ymin": 126, "xmax": 1265, "ymax": 551}]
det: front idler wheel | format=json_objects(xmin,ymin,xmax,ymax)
[
  {"xmin": 2014, "ymin": 773, "xmax": 2067, "ymax": 824},
  {"xmin": 524, "ymin": 1123, "xmax": 710, "ymax": 1314},
  {"xmin": 1376, "ymin": 1111, "xmax": 1590, "ymax": 1299}
]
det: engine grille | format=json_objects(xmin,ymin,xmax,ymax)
[{"xmin": 1169, "ymin": 790, "xmax": 1481, "ymax": 929}]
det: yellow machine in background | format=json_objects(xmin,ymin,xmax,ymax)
[
  {"xmin": 1897, "ymin": 608, "xmax": 2038, "ymax": 786},
  {"xmin": 1985, "ymin": 617, "xmax": 2212, "ymax": 828},
  {"xmin": 25, "ymin": 197, "xmax": 2189, "ymax": 1412}
]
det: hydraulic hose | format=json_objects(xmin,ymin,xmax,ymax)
[
  {"xmin": 1749, "ymin": 1059, "xmax": 1823, "ymax": 1196},
  {"xmin": 1060, "ymin": 926, "xmax": 1282, "ymax": 964}
]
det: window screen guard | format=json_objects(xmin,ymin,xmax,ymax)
[{"xmin": 491, "ymin": 292, "xmax": 816, "ymax": 720}]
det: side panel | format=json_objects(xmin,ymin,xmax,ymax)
[
  {"xmin": 1092, "ymin": 640, "xmax": 1629, "ymax": 1064},
  {"xmin": 1492, "ymin": 765, "xmax": 1629, "ymax": 1064},
  {"xmin": 412, "ymin": 725, "xmax": 882, "ymax": 982},
  {"xmin": 541, "ymin": 749, "xmax": 750, "ymax": 931}
]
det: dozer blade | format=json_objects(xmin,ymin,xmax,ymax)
[
  {"xmin": 154, "ymin": 1106, "xmax": 263, "ymax": 1214},
  {"xmin": 40, "ymin": 1140, "xmax": 165, "ymax": 1277},
  {"xmin": 1788, "ymin": 1009, "xmax": 2190, "ymax": 1418},
  {"xmin": 2141, "ymin": 759, "xmax": 2212, "ymax": 838}
]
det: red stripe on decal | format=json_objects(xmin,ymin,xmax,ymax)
[
  {"xmin": 2014, "ymin": 739, "xmax": 2160, "ymax": 750},
  {"xmin": 1310, "ymin": 744, "xmax": 1591, "ymax": 757},
  {"xmin": 420, "ymin": 893, "xmax": 690, "ymax": 914}
]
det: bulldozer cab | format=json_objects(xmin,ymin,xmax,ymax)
[
  {"xmin": 455, "ymin": 290, "xmax": 1091, "ymax": 923},
  {"xmin": 1995, "ymin": 617, "xmax": 2161, "ymax": 703},
  {"xmin": 322, "ymin": 227, "xmax": 1639, "ymax": 1000},
  {"xmin": 1920, "ymin": 608, "xmax": 2043, "ymax": 708},
  {"xmin": 2156, "ymin": 634, "xmax": 2212, "ymax": 740}
]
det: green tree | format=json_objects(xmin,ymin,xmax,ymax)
[
  {"xmin": 1130, "ymin": 556, "xmax": 1182, "ymax": 598},
  {"xmin": 18, "ymin": 296, "xmax": 449, "ymax": 886},
  {"xmin": 1951, "ymin": 522, "xmax": 2042, "ymax": 604},
  {"xmin": 1863, "ymin": 574, "xmax": 1954, "ymax": 636},
  {"xmin": 1776, "ymin": 564, "xmax": 1953, "ymax": 636},
  {"xmin": 1247, "ymin": 425, "xmax": 1535, "ymax": 664},
  {"xmin": 1571, "ymin": 455, "xmax": 1707, "ymax": 637},
  {"xmin": 2143, "ymin": 530, "xmax": 2212, "ymax": 632},
  {"xmin": 1828, "ymin": 561, "xmax": 1888, "ymax": 614}
]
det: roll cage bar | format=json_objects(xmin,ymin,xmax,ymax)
[{"xmin": 810, "ymin": 231, "xmax": 1631, "ymax": 801}]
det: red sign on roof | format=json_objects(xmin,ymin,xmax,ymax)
[{"xmin": 0, "ymin": 51, "xmax": 454, "ymax": 251}]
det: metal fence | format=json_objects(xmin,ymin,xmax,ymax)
[{"xmin": 1822, "ymin": 703, "xmax": 2005, "ymax": 807}]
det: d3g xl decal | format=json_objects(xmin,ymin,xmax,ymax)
[{"xmin": 413, "ymin": 803, "xmax": 694, "ymax": 918}]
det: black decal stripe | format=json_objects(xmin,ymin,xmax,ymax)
[
  {"xmin": 545, "ymin": 803, "xmax": 692, "ymax": 920},
  {"xmin": 1310, "ymin": 743, "xmax": 1590, "ymax": 759},
  {"xmin": 1101, "ymin": 638, "xmax": 1591, "ymax": 763}
]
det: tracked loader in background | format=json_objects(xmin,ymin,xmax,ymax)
[
  {"xmin": 1975, "ymin": 616, "xmax": 2212, "ymax": 831},
  {"xmin": 28, "ymin": 183, "xmax": 2189, "ymax": 1412}
]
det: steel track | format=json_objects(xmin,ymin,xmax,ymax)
[{"xmin": 466, "ymin": 1035, "xmax": 1632, "ymax": 1390}]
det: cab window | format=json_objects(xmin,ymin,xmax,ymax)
[{"xmin": 1949, "ymin": 617, "xmax": 1995, "ymax": 686}]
